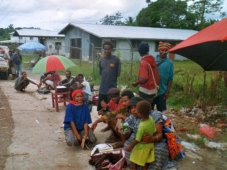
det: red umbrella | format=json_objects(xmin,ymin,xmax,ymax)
[{"xmin": 169, "ymin": 18, "xmax": 227, "ymax": 71}]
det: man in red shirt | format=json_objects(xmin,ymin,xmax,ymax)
[
  {"xmin": 132, "ymin": 43, "xmax": 159, "ymax": 105},
  {"xmin": 40, "ymin": 71, "xmax": 61, "ymax": 90}
]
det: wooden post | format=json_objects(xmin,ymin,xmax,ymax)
[{"xmin": 224, "ymin": 71, "xmax": 227, "ymax": 88}]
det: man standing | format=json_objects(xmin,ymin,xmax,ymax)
[
  {"xmin": 132, "ymin": 43, "xmax": 159, "ymax": 105},
  {"xmin": 152, "ymin": 41, "xmax": 174, "ymax": 112},
  {"xmin": 98, "ymin": 41, "xmax": 121, "ymax": 111},
  {"xmin": 12, "ymin": 50, "xmax": 22, "ymax": 77}
]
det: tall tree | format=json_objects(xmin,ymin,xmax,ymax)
[
  {"xmin": 187, "ymin": 0, "xmax": 225, "ymax": 30},
  {"xmin": 0, "ymin": 24, "xmax": 15, "ymax": 40},
  {"xmin": 137, "ymin": 0, "xmax": 193, "ymax": 29},
  {"xmin": 125, "ymin": 17, "xmax": 137, "ymax": 26},
  {"xmin": 99, "ymin": 12, "xmax": 125, "ymax": 25}
]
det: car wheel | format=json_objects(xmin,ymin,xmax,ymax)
[{"xmin": 2, "ymin": 71, "xmax": 8, "ymax": 80}]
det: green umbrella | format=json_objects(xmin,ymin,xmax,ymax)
[{"xmin": 32, "ymin": 55, "xmax": 76, "ymax": 73}]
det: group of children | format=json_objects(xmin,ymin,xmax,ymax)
[{"xmin": 64, "ymin": 87, "xmax": 159, "ymax": 169}]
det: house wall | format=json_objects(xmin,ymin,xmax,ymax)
[
  {"xmin": 112, "ymin": 40, "xmax": 187, "ymax": 61},
  {"xmin": 110, "ymin": 40, "xmax": 157, "ymax": 61},
  {"xmin": 63, "ymin": 27, "xmax": 90, "ymax": 60},
  {"xmin": 12, "ymin": 36, "xmax": 39, "ymax": 43},
  {"xmin": 63, "ymin": 27, "xmax": 187, "ymax": 61},
  {"xmin": 10, "ymin": 34, "xmax": 20, "ymax": 43},
  {"xmin": 116, "ymin": 40, "xmax": 134, "ymax": 60},
  {"xmin": 45, "ymin": 38, "xmax": 65, "ymax": 55}
]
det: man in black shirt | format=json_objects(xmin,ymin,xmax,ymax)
[{"xmin": 98, "ymin": 42, "xmax": 121, "ymax": 111}]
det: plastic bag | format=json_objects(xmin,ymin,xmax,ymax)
[{"xmin": 199, "ymin": 124, "xmax": 216, "ymax": 139}]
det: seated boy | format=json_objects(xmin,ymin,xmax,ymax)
[
  {"xmin": 59, "ymin": 70, "xmax": 74, "ymax": 90},
  {"xmin": 110, "ymin": 89, "xmax": 135, "ymax": 142},
  {"xmin": 39, "ymin": 71, "xmax": 61, "ymax": 90},
  {"xmin": 91, "ymin": 88, "xmax": 122, "ymax": 131},
  {"xmin": 92, "ymin": 89, "xmax": 134, "ymax": 144},
  {"xmin": 76, "ymin": 74, "xmax": 92, "ymax": 104}
]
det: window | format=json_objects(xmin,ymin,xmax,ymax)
[
  {"xmin": 70, "ymin": 38, "xmax": 81, "ymax": 59},
  {"xmin": 55, "ymin": 42, "xmax": 61, "ymax": 49},
  {"xmin": 71, "ymin": 38, "xmax": 81, "ymax": 48},
  {"xmin": 130, "ymin": 40, "xmax": 142, "ymax": 49},
  {"xmin": 30, "ymin": 37, "xmax": 33, "ymax": 40}
]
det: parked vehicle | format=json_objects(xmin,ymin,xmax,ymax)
[
  {"xmin": 0, "ymin": 57, "xmax": 9, "ymax": 80},
  {"xmin": 0, "ymin": 45, "xmax": 9, "ymax": 54},
  {"xmin": 0, "ymin": 46, "xmax": 10, "ymax": 80}
]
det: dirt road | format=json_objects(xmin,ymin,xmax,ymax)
[
  {"xmin": 0, "ymin": 77, "xmax": 227, "ymax": 170},
  {"xmin": 0, "ymin": 78, "xmax": 109, "ymax": 170}
]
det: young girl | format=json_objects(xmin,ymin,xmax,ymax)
[
  {"xmin": 125, "ymin": 100, "xmax": 156, "ymax": 170},
  {"xmin": 97, "ymin": 100, "xmax": 109, "ymax": 116},
  {"xmin": 63, "ymin": 89, "xmax": 96, "ymax": 147}
]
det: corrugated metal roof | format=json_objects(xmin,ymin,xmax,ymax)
[
  {"xmin": 61, "ymin": 23, "xmax": 197, "ymax": 41},
  {"xmin": 15, "ymin": 29, "xmax": 65, "ymax": 37}
]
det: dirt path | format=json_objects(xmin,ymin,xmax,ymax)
[
  {"xmin": 0, "ymin": 85, "xmax": 14, "ymax": 170},
  {"xmin": 0, "ymin": 77, "xmax": 227, "ymax": 170},
  {"xmin": 0, "ymin": 79, "xmax": 109, "ymax": 170}
]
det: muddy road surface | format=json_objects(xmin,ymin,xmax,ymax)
[{"xmin": 0, "ymin": 77, "xmax": 227, "ymax": 170}]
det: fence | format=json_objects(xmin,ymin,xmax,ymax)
[{"xmin": 56, "ymin": 45, "xmax": 141, "ymax": 88}]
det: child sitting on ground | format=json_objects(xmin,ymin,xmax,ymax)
[
  {"xmin": 112, "ymin": 90, "xmax": 134, "ymax": 139},
  {"xmin": 91, "ymin": 89, "xmax": 133, "ymax": 131},
  {"xmin": 92, "ymin": 89, "xmax": 134, "ymax": 144},
  {"xmin": 91, "ymin": 88, "xmax": 122, "ymax": 131},
  {"xmin": 107, "ymin": 88, "xmax": 123, "ymax": 112},
  {"xmin": 63, "ymin": 89, "xmax": 96, "ymax": 148},
  {"xmin": 125, "ymin": 100, "xmax": 156, "ymax": 170},
  {"xmin": 97, "ymin": 100, "xmax": 109, "ymax": 116},
  {"xmin": 118, "ymin": 96, "xmax": 143, "ymax": 145}
]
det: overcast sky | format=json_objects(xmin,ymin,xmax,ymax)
[
  {"xmin": 0, "ymin": 0, "xmax": 147, "ymax": 30},
  {"xmin": 0, "ymin": 0, "xmax": 226, "ymax": 31}
]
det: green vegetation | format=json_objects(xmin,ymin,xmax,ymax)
[
  {"xmin": 22, "ymin": 56, "xmax": 226, "ymax": 109},
  {"xmin": 0, "ymin": 24, "xmax": 15, "ymax": 40},
  {"xmin": 169, "ymin": 61, "xmax": 226, "ymax": 109},
  {"xmin": 98, "ymin": 0, "xmax": 225, "ymax": 31}
]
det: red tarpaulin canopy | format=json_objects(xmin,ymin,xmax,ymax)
[{"xmin": 169, "ymin": 18, "xmax": 227, "ymax": 71}]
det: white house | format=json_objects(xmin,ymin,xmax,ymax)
[
  {"xmin": 59, "ymin": 23, "xmax": 197, "ymax": 61},
  {"xmin": 1, "ymin": 29, "xmax": 65, "ymax": 55}
]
